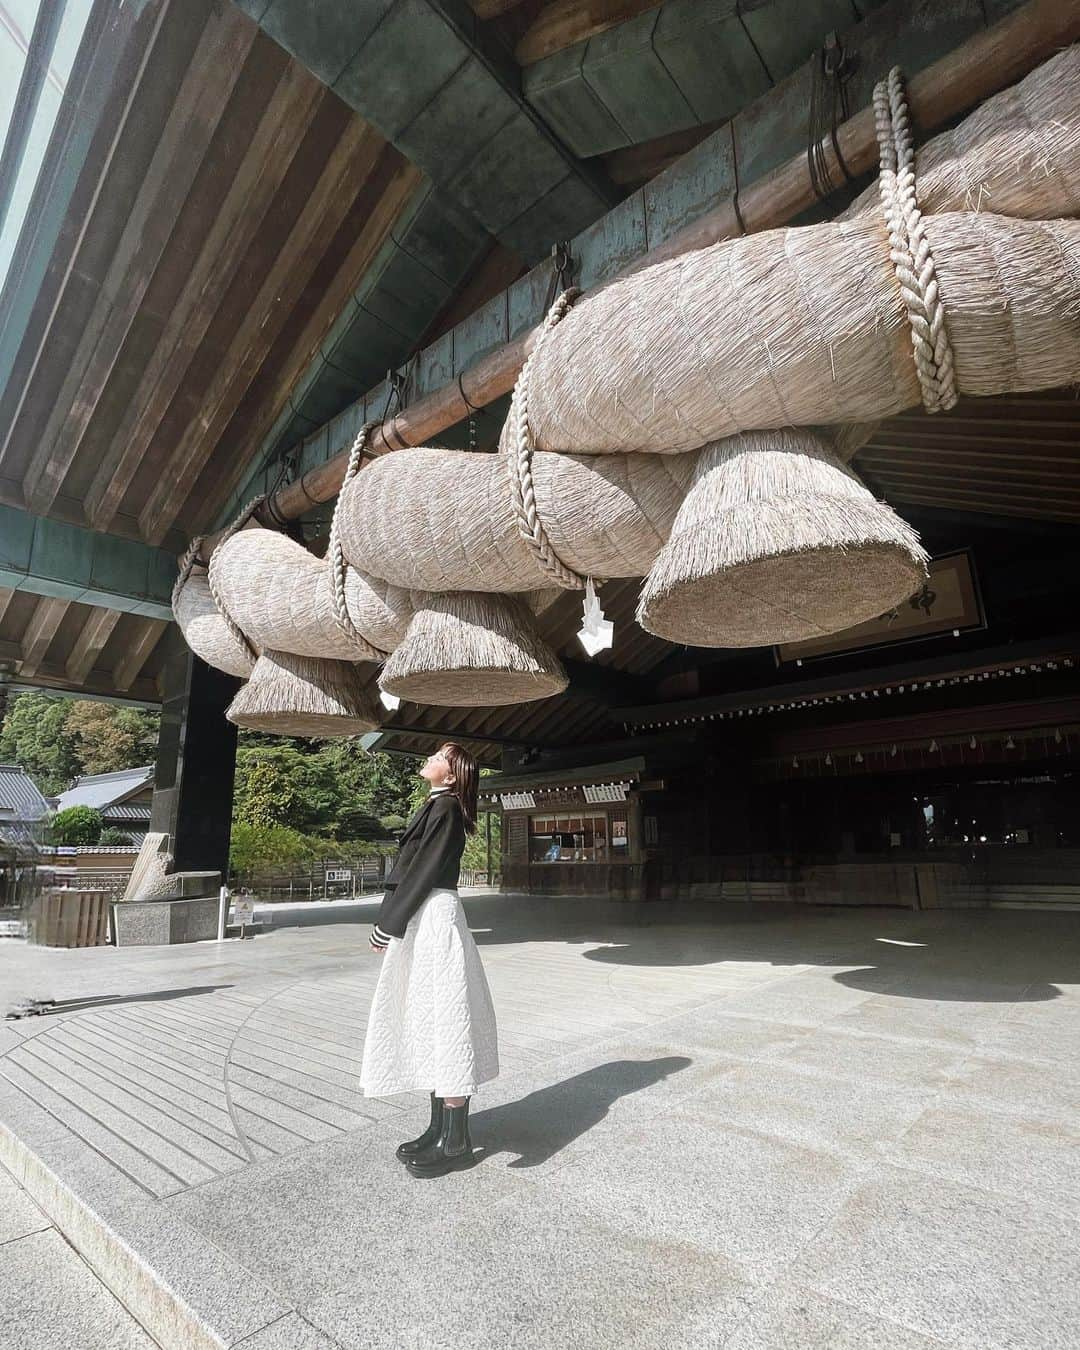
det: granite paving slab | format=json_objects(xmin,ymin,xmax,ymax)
[
  {"xmin": 791, "ymin": 1164, "xmax": 1080, "ymax": 1350},
  {"xmin": 0, "ymin": 1162, "xmax": 155, "ymax": 1350}
]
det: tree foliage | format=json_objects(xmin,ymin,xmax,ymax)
[
  {"xmin": 232, "ymin": 737, "xmax": 422, "ymax": 842},
  {"xmin": 229, "ymin": 822, "xmax": 343, "ymax": 872},
  {"xmin": 0, "ymin": 693, "xmax": 80, "ymax": 795},
  {"xmin": 50, "ymin": 805, "xmax": 103, "ymax": 846},
  {"xmin": 98, "ymin": 827, "xmax": 135, "ymax": 846},
  {"xmin": 0, "ymin": 692, "xmax": 159, "ymax": 796},
  {"xmin": 65, "ymin": 701, "xmax": 159, "ymax": 776}
]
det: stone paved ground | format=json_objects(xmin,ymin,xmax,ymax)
[
  {"xmin": 1, "ymin": 892, "xmax": 1078, "ymax": 1349},
  {"xmin": 0, "ymin": 1158, "xmax": 156, "ymax": 1349}
]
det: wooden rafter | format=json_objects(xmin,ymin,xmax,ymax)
[
  {"xmin": 19, "ymin": 4, "xmax": 256, "ymax": 517},
  {"xmin": 514, "ymin": 0, "xmax": 662, "ymax": 65},
  {"xmin": 84, "ymin": 55, "xmax": 328, "ymax": 530},
  {"xmin": 113, "ymin": 618, "xmax": 168, "ymax": 693},
  {"xmin": 19, "ymin": 597, "xmax": 69, "ymax": 678},
  {"xmin": 468, "ymin": 0, "xmax": 534, "ymax": 18},
  {"xmin": 65, "ymin": 606, "xmax": 122, "ymax": 685},
  {"xmin": 603, "ymin": 121, "xmax": 722, "ymax": 188}
]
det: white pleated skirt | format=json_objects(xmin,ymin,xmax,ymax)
[{"xmin": 360, "ymin": 888, "xmax": 499, "ymax": 1098}]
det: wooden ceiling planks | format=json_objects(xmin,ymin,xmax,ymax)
[
  {"xmin": 184, "ymin": 151, "xmax": 424, "ymax": 540},
  {"xmin": 0, "ymin": 0, "xmax": 422, "ymax": 569},
  {"xmin": 136, "ymin": 120, "xmax": 391, "ymax": 545},
  {"xmin": 82, "ymin": 50, "xmax": 327, "ymax": 531},
  {"xmin": 857, "ymin": 391, "xmax": 1080, "ymax": 525},
  {"xmin": 20, "ymin": 4, "xmax": 257, "ymax": 519}
]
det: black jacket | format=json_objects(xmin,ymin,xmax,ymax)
[{"xmin": 370, "ymin": 791, "xmax": 466, "ymax": 946}]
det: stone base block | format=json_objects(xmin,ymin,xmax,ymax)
[{"xmin": 111, "ymin": 893, "xmax": 220, "ymax": 947}]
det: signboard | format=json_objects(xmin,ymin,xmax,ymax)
[
  {"xmin": 325, "ymin": 869, "xmax": 352, "ymax": 883},
  {"xmin": 583, "ymin": 783, "xmax": 628, "ymax": 804},
  {"xmin": 500, "ymin": 792, "xmax": 537, "ymax": 810},
  {"xmin": 233, "ymin": 897, "xmax": 255, "ymax": 924},
  {"xmin": 775, "ymin": 551, "xmax": 984, "ymax": 664}
]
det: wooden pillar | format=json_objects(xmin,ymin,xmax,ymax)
[{"xmin": 150, "ymin": 630, "xmax": 240, "ymax": 878}]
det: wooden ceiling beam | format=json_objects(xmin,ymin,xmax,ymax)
[
  {"xmin": 469, "ymin": 0, "xmax": 534, "ymax": 18},
  {"xmin": 872, "ymin": 471, "xmax": 1080, "ymax": 505},
  {"xmin": 65, "ymin": 606, "xmax": 122, "ymax": 685},
  {"xmin": 864, "ymin": 431, "xmax": 1080, "ymax": 453},
  {"xmin": 9, "ymin": 660, "xmax": 160, "ymax": 705},
  {"xmin": 191, "ymin": 151, "xmax": 424, "ymax": 538},
  {"xmin": 148, "ymin": 139, "xmax": 420, "ymax": 544},
  {"xmin": 885, "ymin": 490, "xmax": 1080, "ymax": 524},
  {"xmin": 862, "ymin": 457, "xmax": 1080, "ymax": 485},
  {"xmin": 603, "ymin": 120, "xmax": 722, "ymax": 188},
  {"xmin": 515, "ymin": 0, "xmax": 662, "ymax": 65},
  {"xmin": 113, "ymin": 618, "xmax": 168, "ymax": 693},
  {"xmin": 20, "ymin": 4, "xmax": 257, "ymax": 517},
  {"xmin": 84, "ymin": 55, "xmax": 327, "ymax": 530},
  {"xmin": 19, "ymin": 597, "xmax": 69, "ymax": 678},
  {"xmin": 0, "ymin": 587, "xmax": 15, "ymax": 629}
]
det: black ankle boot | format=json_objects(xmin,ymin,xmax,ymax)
[
  {"xmin": 405, "ymin": 1097, "xmax": 473, "ymax": 1177},
  {"xmin": 396, "ymin": 1092, "xmax": 443, "ymax": 1162}
]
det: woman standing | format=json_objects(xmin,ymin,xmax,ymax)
[{"xmin": 360, "ymin": 743, "xmax": 499, "ymax": 1177}]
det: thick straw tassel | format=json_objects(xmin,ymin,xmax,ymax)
[
  {"xmin": 637, "ymin": 431, "xmax": 929, "ymax": 648},
  {"xmin": 379, "ymin": 592, "xmax": 568, "ymax": 707},
  {"xmin": 227, "ymin": 650, "xmax": 379, "ymax": 737},
  {"xmin": 172, "ymin": 569, "xmax": 255, "ymax": 678}
]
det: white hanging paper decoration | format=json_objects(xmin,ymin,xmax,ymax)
[{"xmin": 577, "ymin": 577, "xmax": 613, "ymax": 657}]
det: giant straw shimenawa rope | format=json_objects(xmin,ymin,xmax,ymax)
[{"xmin": 173, "ymin": 49, "xmax": 1080, "ymax": 712}]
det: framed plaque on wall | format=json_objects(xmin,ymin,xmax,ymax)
[{"xmin": 774, "ymin": 550, "xmax": 985, "ymax": 665}]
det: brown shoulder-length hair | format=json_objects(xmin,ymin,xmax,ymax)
[{"xmin": 440, "ymin": 742, "xmax": 478, "ymax": 834}]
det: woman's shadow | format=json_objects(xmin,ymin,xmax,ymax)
[{"xmin": 466, "ymin": 1057, "xmax": 692, "ymax": 1169}]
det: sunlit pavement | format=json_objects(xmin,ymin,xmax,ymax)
[{"xmin": 1, "ymin": 892, "xmax": 1078, "ymax": 1349}]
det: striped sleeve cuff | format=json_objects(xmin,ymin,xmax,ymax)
[{"xmin": 370, "ymin": 924, "xmax": 393, "ymax": 948}]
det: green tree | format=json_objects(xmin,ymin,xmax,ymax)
[
  {"xmin": 233, "ymin": 753, "xmax": 308, "ymax": 830},
  {"xmin": 66, "ymin": 701, "xmax": 159, "ymax": 775},
  {"xmin": 98, "ymin": 827, "xmax": 135, "ymax": 846},
  {"xmin": 232, "ymin": 740, "xmax": 422, "ymax": 841},
  {"xmin": 0, "ymin": 691, "xmax": 160, "ymax": 796},
  {"xmin": 50, "ymin": 805, "xmax": 103, "ymax": 845},
  {"xmin": 0, "ymin": 692, "xmax": 79, "ymax": 795},
  {"xmin": 229, "ymin": 823, "xmax": 332, "ymax": 872}
]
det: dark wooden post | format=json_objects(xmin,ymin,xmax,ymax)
[{"xmin": 150, "ymin": 630, "xmax": 241, "ymax": 879}]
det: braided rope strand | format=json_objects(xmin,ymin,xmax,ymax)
[
  {"xmin": 506, "ymin": 287, "xmax": 586, "ymax": 590},
  {"xmin": 171, "ymin": 535, "xmax": 205, "ymax": 613},
  {"xmin": 874, "ymin": 66, "xmax": 958, "ymax": 414},
  {"xmin": 327, "ymin": 421, "xmax": 385, "ymax": 659}
]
